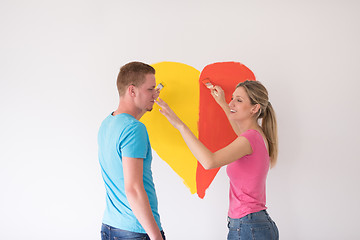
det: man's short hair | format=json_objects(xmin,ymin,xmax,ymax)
[{"xmin": 117, "ymin": 62, "xmax": 155, "ymax": 96}]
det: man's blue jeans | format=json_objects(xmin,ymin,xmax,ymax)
[
  {"xmin": 227, "ymin": 210, "xmax": 279, "ymax": 240},
  {"xmin": 101, "ymin": 224, "xmax": 165, "ymax": 240}
]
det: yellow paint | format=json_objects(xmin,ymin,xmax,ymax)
[{"xmin": 141, "ymin": 62, "xmax": 200, "ymax": 194}]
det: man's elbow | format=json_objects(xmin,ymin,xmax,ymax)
[{"xmin": 125, "ymin": 184, "xmax": 143, "ymax": 199}]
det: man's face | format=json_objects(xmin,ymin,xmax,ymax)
[{"xmin": 134, "ymin": 73, "xmax": 159, "ymax": 112}]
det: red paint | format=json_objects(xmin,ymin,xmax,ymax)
[{"xmin": 197, "ymin": 62, "xmax": 256, "ymax": 198}]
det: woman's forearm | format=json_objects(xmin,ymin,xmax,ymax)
[
  {"xmin": 177, "ymin": 123, "xmax": 216, "ymax": 170},
  {"xmin": 156, "ymin": 97, "xmax": 220, "ymax": 169}
]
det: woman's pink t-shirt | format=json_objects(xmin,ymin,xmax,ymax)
[{"xmin": 226, "ymin": 129, "xmax": 270, "ymax": 219}]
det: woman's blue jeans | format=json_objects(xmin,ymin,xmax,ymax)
[
  {"xmin": 101, "ymin": 224, "xmax": 166, "ymax": 240},
  {"xmin": 227, "ymin": 210, "xmax": 279, "ymax": 240}
]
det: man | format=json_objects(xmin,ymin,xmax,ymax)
[{"xmin": 98, "ymin": 62, "xmax": 165, "ymax": 240}]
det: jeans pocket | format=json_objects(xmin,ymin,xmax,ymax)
[
  {"xmin": 271, "ymin": 221, "xmax": 279, "ymax": 240},
  {"xmin": 227, "ymin": 228, "xmax": 240, "ymax": 240},
  {"xmin": 101, "ymin": 231, "xmax": 109, "ymax": 240},
  {"xmin": 251, "ymin": 226, "xmax": 273, "ymax": 240}
]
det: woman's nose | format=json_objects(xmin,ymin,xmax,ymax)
[{"xmin": 228, "ymin": 100, "xmax": 234, "ymax": 107}]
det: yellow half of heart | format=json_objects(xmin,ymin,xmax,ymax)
[{"xmin": 141, "ymin": 62, "xmax": 200, "ymax": 194}]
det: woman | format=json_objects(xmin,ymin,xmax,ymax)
[{"xmin": 156, "ymin": 80, "xmax": 279, "ymax": 240}]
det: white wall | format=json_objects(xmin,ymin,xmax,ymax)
[{"xmin": 1, "ymin": 0, "xmax": 360, "ymax": 239}]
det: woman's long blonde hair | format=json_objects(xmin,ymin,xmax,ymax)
[{"xmin": 236, "ymin": 80, "xmax": 278, "ymax": 167}]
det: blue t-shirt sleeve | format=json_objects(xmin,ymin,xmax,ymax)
[{"xmin": 120, "ymin": 122, "xmax": 148, "ymax": 159}]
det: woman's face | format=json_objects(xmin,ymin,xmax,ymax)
[{"xmin": 228, "ymin": 86, "xmax": 257, "ymax": 121}]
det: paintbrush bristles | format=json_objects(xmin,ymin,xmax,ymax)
[
  {"xmin": 156, "ymin": 83, "xmax": 164, "ymax": 90},
  {"xmin": 202, "ymin": 78, "xmax": 214, "ymax": 89}
]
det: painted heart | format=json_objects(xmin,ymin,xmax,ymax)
[{"xmin": 141, "ymin": 61, "xmax": 255, "ymax": 198}]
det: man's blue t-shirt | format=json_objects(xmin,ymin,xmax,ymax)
[{"xmin": 98, "ymin": 113, "xmax": 162, "ymax": 233}]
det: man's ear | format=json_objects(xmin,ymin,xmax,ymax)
[{"xmin": 128, "ymin": 85, "xmax": 136, "ymax": 97}]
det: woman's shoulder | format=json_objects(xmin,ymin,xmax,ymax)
[
  {"xmin": 241, "ymin": 129, "xmax": 268, "ymax": 153},
  {"xmin": 241, "ymin": 129, "xmax": 262, "ymax": 138}
]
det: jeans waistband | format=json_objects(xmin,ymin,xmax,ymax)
[{"xmin": 228, "ymin": 210, "xmax": 271, "ymax": 223}]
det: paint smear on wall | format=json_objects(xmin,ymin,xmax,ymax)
[
  {"xmin": 141, "ymin": 62, "xmax": 200, "ymax": 194},
  {"xmin": 142, "ymin": 61, "xmax": 255, "ymax": 198},
  {"xmin": 197, "ymin": 62, "xmax": 256, "ymax": 198}
]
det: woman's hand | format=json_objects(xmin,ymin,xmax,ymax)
[
  {"xmin": 155, "ymin": 98, "xmax": 185, "ymax": 130},
  {"xmin": 210, "ymin": 86, "xmax": 227, "ymax": 108}
]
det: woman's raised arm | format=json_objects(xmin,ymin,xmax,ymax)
[{"xmin": 155, "ymin": 98, "xmax": 251, "ymax": 169}]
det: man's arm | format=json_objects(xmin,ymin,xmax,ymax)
[{"xmin": 122, "ymin": 157, "xmax": 163, "ymax": 240}]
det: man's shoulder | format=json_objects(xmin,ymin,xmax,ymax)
[
  {"xmin": 100, "ymin": 113, "xmax": 148, "ymax": 138},
  {"xmin": 110, "ymin": 113, "xmax": 141, "ymax": 127},
  {"xmin": 123, "ymin": 116, "xmax": 145, "ymax": 129},
  {"xmin": 121, "ymin": 117, "xmax": 147, "ymax": 137}
]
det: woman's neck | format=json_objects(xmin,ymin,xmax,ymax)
[{"xmin": 236, "ymin": 119, "xmax": 261, "ymax": 135}]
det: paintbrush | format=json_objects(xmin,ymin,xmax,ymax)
[
  {"xmin": 156, "ymin": 82, "xmax": 165, "ymax": 91},
  {"xmin": 201, "ymin": 78, "xmax": 218, "ymax": 96}
]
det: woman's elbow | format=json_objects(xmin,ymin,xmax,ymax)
[
  {"xmin": 202, "ymin": 162, "xmax": 217, "ymax": 170},
  {"xmin": 199, "ymin": 154, "xmax": 218, "ymax": 170}
]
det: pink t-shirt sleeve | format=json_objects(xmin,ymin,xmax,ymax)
[
  {"xmin": 241, "ymin": 129, "xmax": 259, "ymax": 152},
  {"xmin": 240, "ymin": 129, "xmax": 269, "ymax": 155}
]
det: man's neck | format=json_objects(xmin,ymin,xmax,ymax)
[{"xmin": 113, "ymin": 104, "xmax": 145, "ymax": 120}]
